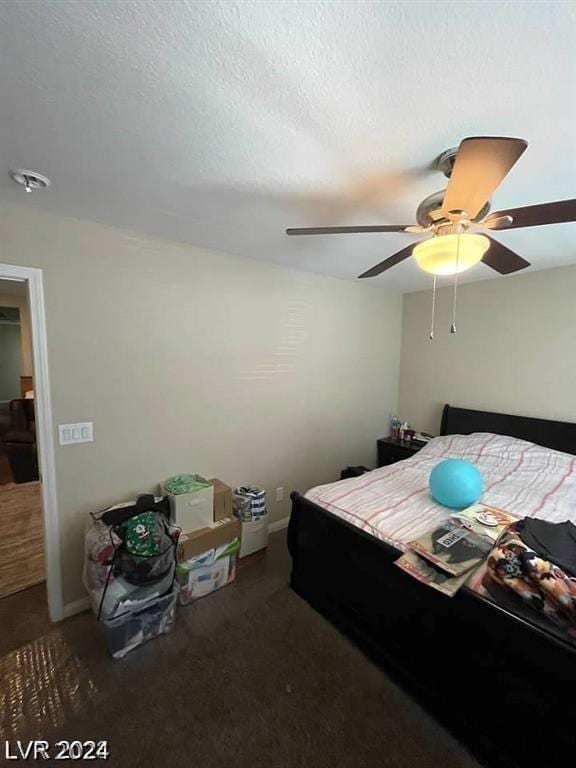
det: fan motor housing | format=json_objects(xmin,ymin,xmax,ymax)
[
  {"xmin": 435, "ymin": 147, "xmax": 460, "ymax": 178},
  {"xmin": 416, "ymin": 190, "xmax": 491, "ymax": 228}
]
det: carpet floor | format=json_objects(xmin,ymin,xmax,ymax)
[
  {"xmin": 0, "ymin": 480, "xmax": 44, "ymax": 598},
  {"xmin": 0, "ymin": 532, "xmax": 479, "ymax": 768}
]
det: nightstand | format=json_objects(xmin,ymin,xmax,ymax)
[{"xmin": 377, "ymin": 437, "xmax": 424, "ymax": 467}]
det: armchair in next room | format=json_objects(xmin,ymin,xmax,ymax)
[{"xmin": 4, "ymin": 398, "xmax": 39, "ymax": 484}]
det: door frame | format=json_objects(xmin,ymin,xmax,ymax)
[{"xmin": 0, "ymin": 263, "xmax": 63, "ymax": 621}]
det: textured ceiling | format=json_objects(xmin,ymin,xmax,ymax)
[{"xmin": 0, "ymin": 0, "xmax": 574, "ymax": 291}]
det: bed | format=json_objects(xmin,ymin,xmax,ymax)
[{"xmin": 288, "ymin": 405, "xmax": 576, "ymax": 768}]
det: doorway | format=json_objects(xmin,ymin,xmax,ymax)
[
  {"xmin": 0, "ymin": 303, "xmax": 25, "ymax": 485},
  {"xmin": 0, "ymin": 286, "xmax": 43, "ymax": 600},
  {"xmin": 0, "ymin": 264, "xmax": 61, "ymax": 621}
]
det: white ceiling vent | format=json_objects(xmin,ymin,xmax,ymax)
[{"xmin": 9, "ymin": 168, "xmax": 51, "ymax": 193}]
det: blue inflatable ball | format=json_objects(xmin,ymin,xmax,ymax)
[{"xmin": 429, "ymin": 459, "xmax": 483, "ymax": 509}]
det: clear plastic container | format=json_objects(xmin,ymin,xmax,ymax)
[
  {"xmin": 95, "ymin": 564, "xmax": 176, "ymax": 621},
  {"xmin": 102, "ymin": 584, "xmax": 178, "ymax": 659}
]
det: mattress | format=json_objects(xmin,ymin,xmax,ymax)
[{"xmin": 305, "ymin": 433, "xmax": 576, "ymax": 551}]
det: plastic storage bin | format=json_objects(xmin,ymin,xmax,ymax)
[
  {"xmin": 239, "ymin": 513, "xmax": 269, "ymax": 558},
  {"xmin": 95, "ymin": 565, "xmax": 175, "ymax": 621},
  {"xmin": 102, "ymin": 584, "xmax": 178, "ymax": 659}
]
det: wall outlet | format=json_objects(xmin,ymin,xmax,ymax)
[{"xmin": 275, "ymin": 487, "xmax": 284, "ymax": 503}]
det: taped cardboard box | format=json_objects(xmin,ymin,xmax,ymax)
[
  {"xmin": 210, "ymin": 478, "xmax": 233, "ymax": 523},
  {"xmin": 177, "ymin": 516, "xmax": 241, "ymax": 562}
]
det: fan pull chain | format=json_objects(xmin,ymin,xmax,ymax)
[
  {"xmin": 429, "ymin": 275, "xmax": 437, "ymax": 340},
  {"xmin": 451, "ymin": 232, "xmax": 461, "ymax": 334},
  {"xmin": 451, "ymin": 274, "xmax": 458, "ymax": 333}
]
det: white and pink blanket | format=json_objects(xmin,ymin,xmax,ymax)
[{"xmin": 305, "ymin": 433, "xmax": 576, "ymax": 552}]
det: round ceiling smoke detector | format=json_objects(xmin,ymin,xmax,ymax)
[{"xmin": 9, "ymin": 168, "xmax": 51, "ymax": 193}]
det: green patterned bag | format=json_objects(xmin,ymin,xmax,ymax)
[{"xmin": 124, "ymin": 511, "xmax": 161, "ymax": 557}]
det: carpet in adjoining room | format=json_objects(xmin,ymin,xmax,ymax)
[{"xmin": 0, "ymin": 480, "xmax": 44, "ymax": 599}]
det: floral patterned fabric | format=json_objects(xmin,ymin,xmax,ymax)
[{"xmin": 486, "ymin": 521, "xmax": 576, "ymax": 638}]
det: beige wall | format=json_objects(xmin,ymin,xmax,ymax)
[
  {"xmin": 0, "ymin": 203, "xmax": 402, "ymax": 607},
  {"xmin": 0, "ymin": 289, "xmax": 33, "ymax": 378},
  {"xmin": 399, "ymin": 265, "xmax": 576, "ymax": 435}
]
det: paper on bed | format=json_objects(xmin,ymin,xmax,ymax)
[
  {"xmin": 395, "ymin": 550, "xmax": 482, "ymax": 597},
  {"xmin": 407, "ymin": 520, "xmax": 493, "ymax": 576},
  {"xmin": 451, "ymin": 505, "xmax": 518, "ymax": 541},
  {"xmin": 397, "ymin": 504, "xmax": 519, "ymax": 595},
  {"xmin": 406, "ymin": 505, "xmax": 518, "ymax": 577}
]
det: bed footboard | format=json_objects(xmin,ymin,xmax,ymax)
[{"xmin": 288, "ymin": 491, "xmax": 573, "ymax": 768}]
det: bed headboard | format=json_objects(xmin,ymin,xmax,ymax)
[{"xmin": 440, "ymin": 404, "xmax": 576, "ymax": 455}]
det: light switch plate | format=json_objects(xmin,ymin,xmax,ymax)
[{"xmin": 59, "ymin": 422, "xmax": 93, "ymax": 445}]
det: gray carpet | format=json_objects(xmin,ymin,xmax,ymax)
[{"xmin": 0, "ymin": 533, "xmax": 480, "ymax": 768}]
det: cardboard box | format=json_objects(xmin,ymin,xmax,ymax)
[
  {"xmin": 176, "ymin": 539, "xmax": 240, "ymax": 605},
  {"xmin": 177, "ymin": 553, "xmax": 237, "ymax": 604},
  {"xmin": 177, "ymin": 516, "xmax": 241, "ymax": 562},
  {"xmin": 210, "ymin": 478, "xmax": 233, "ymax": 522}
]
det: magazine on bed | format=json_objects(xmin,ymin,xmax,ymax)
[
  {"xmin": 407, "ymin": 505, "xmax": 517, "ymax": 577},
  {"xmin": 451, "ymin": 505, "xmax": 518, "ymax": 542},
  {"xmin": 395, "ymin": 551, "xmax": 482, "ymax": 597}
]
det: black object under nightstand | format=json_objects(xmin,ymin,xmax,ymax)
[
  {"xmin": 377, "ymin": 437, "xmax": 425, "ymax": 467},
  {"xmin": 340, "ymin": 465, "xmax": 371, "ymax": 480}
]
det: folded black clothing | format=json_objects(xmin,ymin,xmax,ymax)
[
  {"xmin": 518, "ymin": 518, "xmax": 576, "ymax": 577},
  {"xmin": 101, "ymin": 495, "xmax": 170, "ymax": 527}
]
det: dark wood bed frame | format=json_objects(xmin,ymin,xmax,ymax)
[{"xmin": 288, "ymin": 405, "xmax": 576, "ymax": 768}]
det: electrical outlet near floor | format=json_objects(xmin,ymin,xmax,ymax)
[{"xmin": 275, "ymin": 487, "xmax": 284, "ymax": 502}]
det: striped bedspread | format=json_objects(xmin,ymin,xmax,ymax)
[{"xmin": 305, "ymin": 433, "xmax": 576, "ymax": 551}]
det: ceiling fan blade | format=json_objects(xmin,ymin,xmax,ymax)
[
  {"xmin": 405, "ymin": 224, "xmax": 431, "ymax": 234},
  {"xmin": 358, "ymin": 243, "xmax": 415, "ymax": 278},
  {"xmin": 481, "ymin": 236, "xmax": 531, "ymax": 274},
  {"xmin": 483, "ymin": 199, "xmax": 576, "ymax": 230},
  {"xmin": 442, "ymin": 137, "xmax": 528, "ymax": 220},
  {"xmin": 286, "ymin": 225, "xmax": 412, "ymax": 235}
]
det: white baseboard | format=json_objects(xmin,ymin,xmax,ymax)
[
  {"xmin": 269, "ymin": 515, "xmax": 290, "ymax": 534},
  {"xmin": 62, "ymin": 596, "xmax": 90, "ymax": 619}
]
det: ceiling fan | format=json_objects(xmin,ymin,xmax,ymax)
[{"xmin": 286, "ymin": 137, "xmax": 576, "ymax": 280}]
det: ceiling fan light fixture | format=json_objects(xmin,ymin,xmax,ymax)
[{"xmin": 413, "ymin": 233, "xmax": 489, "ymax": 276}]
